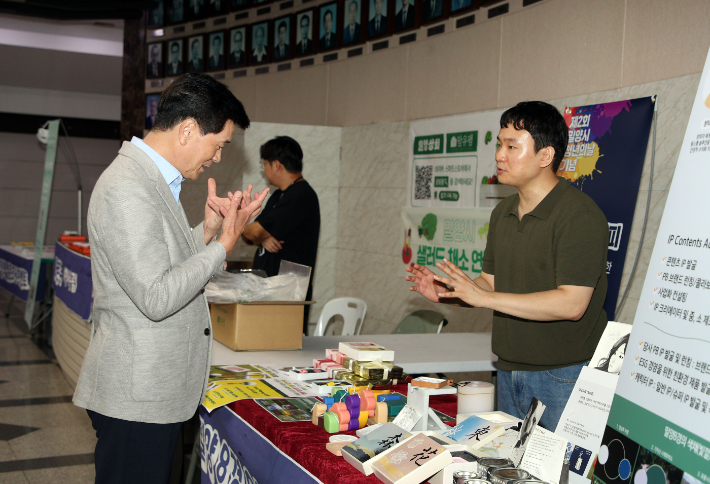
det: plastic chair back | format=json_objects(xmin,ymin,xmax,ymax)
[
  {"xmin": 392, "ymin": 310, "xmax": 447, "ymax": 334},
  {"xmin": 314, "ymin": 297, "xmax": 368, "ymax": 336}
]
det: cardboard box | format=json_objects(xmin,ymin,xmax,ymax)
[{"xmin": 210, "ymin": 301, "xmax": 314, "ymax": 351}]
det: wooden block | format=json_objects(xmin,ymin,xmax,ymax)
[
  {"xmin": 330, "ymin": 402, "xmax": 350, "ymax": 424},
  {"xmin": 326, "ymin": 441, "xmax": 349, "ymax": 456},
  {"xmin": 360, "ymin": 390, "xmax": 376, "ymax": 417},
  {"xmin": 346, "ymin": 394, "xmax": 360, "ymax": 419},
  {"xmin": 358, "ymin": 409, "xmax": 368, "ymax": 428},
  {"xmin": 312, "ymin": 403, "xmax": 327, "ymax": 425},
  {"xmin": 411, "ymin": 377, "xmax": 453, "ymax": 389},
  {"xmin": 323, "ymin": 412, "xmax": 340, "ymax": 433},
  {"xmin": 374, "ymin": 401, "xmax": 388, "ymax": 424},
  {"xmin": 371, "ymin": 390, "xmax": 391, "ymax": 399}
]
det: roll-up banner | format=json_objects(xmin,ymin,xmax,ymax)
[
  {"xmin": 592, "ymin": 48, "xmax": 710, "ymax": 484},
  {"xmin": 405, "ymin": 100, "xmax": 654, "ymax": 320}
]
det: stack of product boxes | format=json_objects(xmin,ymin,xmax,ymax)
[{"xmin": 314, "ymin": 342, "xmax": 405, "ymax": 389}]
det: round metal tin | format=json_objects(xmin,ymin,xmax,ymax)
[
  {"xmin": 477, "ymin": 458, "xmax": 515, "ymax": 478},
  {"xmin": 489, "ymin": 468, "xmax": 531, "ymax": 484},
  {"xmin": 454, "ymin": 470, "xmax": 481, "ymax": 483}
]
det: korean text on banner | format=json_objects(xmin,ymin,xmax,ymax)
[
  {"xmin": 401, "ymin": 207, "xmax": 491, "ymax": 276},
  {"xmin": 558, "ymin": 98, "xmax": 654, "ymax": 319},
  {"xmin": 593, "ymin": 48, "xmax": 710, "ymax": 484},
  {"xmin": 409, "ymin": 109, "xmax": 513, "ymax": 210}
]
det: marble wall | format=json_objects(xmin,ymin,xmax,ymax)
[
  {"xmin": 178, "ymin": 72, "xmax": 700, "ymax": 337},
  {"xmin": 335, "ymin": 72, "xmax": 701, "ymax": 335},
  {"xmin": 181, "ymin": 122, "xmax": 342, "ymax": 329}
]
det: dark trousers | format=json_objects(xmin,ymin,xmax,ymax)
[{"xmin": 87, "ymin": 410, "xmax": 183, "ymax": 484}]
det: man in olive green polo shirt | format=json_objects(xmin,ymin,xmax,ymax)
[{"xmin": 406, "ymin": 101, "xmax": 608, "ymax": 430}]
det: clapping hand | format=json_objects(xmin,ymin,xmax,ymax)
[{"xmin": 217, "ymin": 184, "xmax": 269, "ymax": 254}]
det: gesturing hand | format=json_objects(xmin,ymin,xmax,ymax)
[
  {"xmin": 405, "ymin": 264, "xmax": 450, "ymax": 303},
  {"xmin": 217, "ymin": 185, "xmax": 269, "ymax": 254},
  {"xmin": 262, "ymin": 236, "xmax": 283, "ymax": 253},
  {"xmin": 432, "ymin": 258, "xmax": 490, "ymax": 308},
  {"xmin": 204, "ymin": 178, "xmax": 234, "ymax": 244}
]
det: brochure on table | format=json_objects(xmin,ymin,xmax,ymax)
[
  {"xmin": 594, "ymin": 46, "xmax": 710, "ymax": 484},
  {"xmin": 554, "ymin": 322, "xmax": 632, "ymax": 484}
]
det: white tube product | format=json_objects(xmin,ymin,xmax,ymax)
[{"xmin": 457, "ymin": 381, "xmax": 495, "ymax": 414}]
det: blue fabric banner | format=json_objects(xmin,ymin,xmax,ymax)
[
  {"xmin": 558, "ymin": 97, "xmax": 655, "ymax": 319},
  {"xmin": 0, "ymin": 246, "xmax": 47, "ymax": 301},
  {"xmin": 200, "ymin": 406, "xmax": 320, "ymax": 484},
  {"xmin": 52, "ymin": 242, "xmax": 92, "ymax": 320}
]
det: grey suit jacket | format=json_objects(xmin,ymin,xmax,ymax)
[{"xmin": 73, "ymin": 141, "xmax": 226, "ymax": 424}]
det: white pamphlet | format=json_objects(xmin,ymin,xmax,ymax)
[
  {"xmin": 519, "ymin": 426, "xmax": 568, "ymax": 484},
  {"xmin": 554, "ymin": 366, "xmax": 618, "ymax": 484}
]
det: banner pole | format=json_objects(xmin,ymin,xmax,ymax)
[{"xmin": 24, "ymin": 119, "xmax": 60, "ymax": 328}]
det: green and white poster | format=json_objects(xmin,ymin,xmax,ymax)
[
  {"xmin": 404, "ymin": 110, "xmax": 510, "ymax": 274},
  {"xmin": 593, "ymin": 47, "xmax": 710, "ymax": 484},
  {"xmin": 409, "ymin": 109, "xmax": 515, "ymax": 209}
]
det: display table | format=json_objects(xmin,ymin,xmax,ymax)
[
  {"xmin": 199, "ymin": 384, "xmax": 459, "ymax": 484},
  {"xmin": 51, "ymin": 242, "xmax": 93, "ymax": 388},
  {"xmin": 0, "ymin": 244, "xmax": 53, "ymax": 302},
  {"xmin": 211, "ymin": 332, "xmax": 497, "ymax": 374}
]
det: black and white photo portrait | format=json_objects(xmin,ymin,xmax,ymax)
[
  {"xmin": 187, "ymin": 0, "xmax": 205, "ymax": 20},
  {"xmin": 423, "ymin": 0, "xmax": 442, "ymax": 21},
  {"xmin": 251, "ymin": 22, "xmax": 269, "ymax": 64},
  {"xmin": 210, "ymin": 0, "xmax": 227, "ymax": 16},
  {"xmin": 319, "ymin": 3, "xmax": 337, "ymax": 51},
  {"xmin": 594, "ymin": 334, "xmax": 629, "ymax": 375},
  {"xmin": 231, "ymin": 0, "xmax": 249, "ymax": 10},
  {"xmin": 342, "ymin": 0, "xmax": 361, "ymax": 45},
  {"xmin": 395, "ymin": 0, "xmax": 415, "ymax": 30},
  {"xmin": 368, "ymin": 0, "xmax": 387, "ymax": 37},
  {"xmin": 450, "ymin": 0, "xmax": 471, "ymax": 12},
  {"xmin": 229, "ymin": 27, "xmax": 247, "ymax": 68},
  {"xmin": 187, "ymin": 35, "xmax": 204, "ymax": 72},
  {"xmin": 146, "ymin": 43, "xmax": 164, "ymax": 79},
  {"xmin": 145, "ymin": 93, "xmax": 161, "ymax": 129},
  {"xmin": 273, "ymin": 17, "xmax": 290, "ymax": 60},
  {"xmin": 148, "ymin": 0, "xmax": 164, "ymax": 27},
  {"xmin": 167, "ymin": 0, "xmax": 184, "ymax": 24},
  {"xmin": 166, "ymin": 39, "xmax": 184, "ymax": 76},
  {"xmin": 296, "ymin": 10, "xmax": 314, "ymax": 55},
  {"xmin": 208, "ymin": 31, "xmax": 225, "ymax": 70}
]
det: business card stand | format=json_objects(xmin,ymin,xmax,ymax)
[{"xmin": 407, "ymin": 383, "xmax": 457, "ymax": 431}]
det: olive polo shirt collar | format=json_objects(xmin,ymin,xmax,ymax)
[{"xmin": 505, "ymin": 177, "xmax": 570, "ymax": 223}]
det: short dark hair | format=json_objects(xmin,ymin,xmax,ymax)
[
  {"xmin": 191, "ymin": 38, "xmax": 200, "ymax": 49},
  {"xmin": 260, "ymin": 136, "xmax": 303, "ymax": 173},
  {"xmin": 278, "ymin": 21, "xmax": 287, "ymax": 32},
  {"xmin": 152, "ymin": 72, "xmax": 250, "ymax": 134},
  {"xmin": 499, "ymin": 101, "xmax": 568, "ymax": 172},
  {"xmin": 170, "ymin": 42, "xmax": 179, "ymax": 52},
  {"xmin": 324, "ymin": 9, "xmax": 333, "ymax": 21},
  {"xmin": 301, "ymin": 15, "xmax": 310, "ymax": 25}
]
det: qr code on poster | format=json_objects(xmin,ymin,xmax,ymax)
[{"xmin": 414, "ymin": 165, "xmax": 432, "ymax": 200}]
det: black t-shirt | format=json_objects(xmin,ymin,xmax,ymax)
[{"xmin": 252, "ymin": 180, "xmax": 320, "ymax": 277}]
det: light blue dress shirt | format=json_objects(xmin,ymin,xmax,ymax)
[{"xmin": 130, "ymin": 136, "xmax": 184, "ymax": 204}]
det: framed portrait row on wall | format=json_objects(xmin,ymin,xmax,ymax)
[{"xmin": 146, "ymin": 0, "xmax": 483, "ymax": 77}]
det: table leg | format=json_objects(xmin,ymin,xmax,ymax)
[
  {"xmin": 492, "ymin": 370, "xmax": 498, "ymax": 411},
  {"xmin": 5, "ymin": 295, "xmax": 14, "ymax": 318},
  {"xmin": 185, "ymin": 426, "xmax": 200, "ymax": 484}
]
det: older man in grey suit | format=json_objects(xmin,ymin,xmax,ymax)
[{"xmin": 73, "ymin": 73, "xmax": 268, "ymax": 483}]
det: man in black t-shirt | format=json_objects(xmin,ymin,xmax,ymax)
[{"xmin": 242, "ymin": 136, "xmax": 320, "ymax": 334}]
